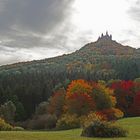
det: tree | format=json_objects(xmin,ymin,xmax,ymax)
[
  {"xmin": 47, "ymin": 88, "xmax": 66, "ymax": 117},
  {"xmin": 65, "ymin": 80, "xmax": 95, "ymax": 116},
  {"xmin": 10, "ymin": 95, "xmax": 26, "ymax": 121},
  {"xmin": 65, "ymin": 93, "xmax": 95, "ymax": 116},
  {"xmin": 91, "ymin": 83, "xmax": 116, "ymax": 110},
  {"xmin": 110, "ymin": 80, "xmax": 136, "ymax": 116},
  {"xmin": 131, "ymin": 92, "xmax": 140, "ymax": 116},
  {"xmin": 35, "ymin": 101, "xmax": 49, "ymax": 116},
  {"xmin": 66, "ymin": 79, "xmax": 92, "ymax": 98},
  {"xmin": 0, "ymin": 101, "xmax": 16, "ymax": 123}
]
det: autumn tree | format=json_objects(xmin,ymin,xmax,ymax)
[
  {"xmin": 91, "ymin": 82, "xmax": 116, "ymax": 110},
  {"xmin": 66, "ymin": 79, "xmax": 92, "ymax": 97},
  {"xmin": 131, "ymin": 92, "xmax": 140, "ymax": 116},
  {"xmin": 65, "ymin": 93, "xmax": 95, "ymax": 116},
  {"xmin": 47, "ymin": 88, "xmax": 66, "ymax": 117},
  {"xmin": 110, "ymin": 80, "xmax": 136, "ymax": 116},
  {"xmin": 65, "ymin": 80, "xmax": 95, "ymax": 116}
]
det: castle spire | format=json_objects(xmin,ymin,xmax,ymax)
[
  {"xmin": 97, "ymin": 32, "xmax": 112, "ymax": 41},
  {"xmin": 101, "ymin": 33, "xmax": 103, "ymax": 37},
  {"xmin": 106, "ymin": 31, "xmax": 109, "ymax": 36}
]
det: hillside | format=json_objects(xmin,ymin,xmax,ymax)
[{"xmin": 0, "ymin": 33, "xmax": 140, "ymax": 118}]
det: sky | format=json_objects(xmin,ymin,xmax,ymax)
[{"xmin": 0, "ymin": 0, "xmax": 140, "ymax": 65}]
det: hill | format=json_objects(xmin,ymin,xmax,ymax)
[{"xmin": 0, "ymin": 32, "xmax": 140, "ymax": 118}]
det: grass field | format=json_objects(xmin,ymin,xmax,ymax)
[{"xmin": 0, "ymin": 117, "xmax": 140, "ymax": 140}]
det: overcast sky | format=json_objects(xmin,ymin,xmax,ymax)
[{"xmin": 0, "ymin": 0, "xmax": 140, "ymax": 65}]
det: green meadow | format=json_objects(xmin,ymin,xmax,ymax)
[{"xmin": 0, "ymin": 117, "xmax": 140, "ymax": 140}]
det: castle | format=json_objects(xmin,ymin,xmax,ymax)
[{"xmin": 97, "ymin": 31, "xmax": 112, "ymax": 41}]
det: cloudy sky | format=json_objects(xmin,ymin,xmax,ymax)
[{"xmin": 0, "ymin": 0, "xmax": 140, "ymax": 65}]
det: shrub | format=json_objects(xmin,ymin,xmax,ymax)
[
  {"xmin": 28, "ymin": 114, "xmax": 57, "ymax": 130},
  {"xmin": 13, "ymin": 126, "xmax": 24, "ymax": 131},
  {"xmin": 56, "ymin": 114, "xmax": 80, "ymax": 130},
  {"xmin": 0, "ymin": 118, "xmax": 13, "ymax": 131},
  {"xmin": 81, "ymin": 120, "xmax": 128, "ymax": 138},
  {"xmin": 81, "ymin": 112, "xmax": 106, "ymax": 128}
]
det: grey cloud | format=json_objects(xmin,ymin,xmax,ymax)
[
  {"xmin": 128, "ymin": 0, "xmax": 140, "ymax": 21},
  {"xmin": 120, "ymin": 39, "xmax": 131, "ymax": 45},
  {"xmin": 0, "ymin": 0, "xmax": 73, "ymax": 33},
  {"xmin": 0, "ymin": 0, "xmax": 74, "ymax": 48}
]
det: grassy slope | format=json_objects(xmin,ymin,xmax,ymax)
[{"xmin": 0, "ymin": 117, "xmax": 140, "ymax": 140}]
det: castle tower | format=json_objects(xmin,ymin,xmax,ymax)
[
  {"xmin": 110, "ymin": 34, "xmax": 112, "ymax": 40},
  {"xmin": 97, "ymin": 32, "xmax": 112, "ymax": 41},
  {"xmin": 106, "ymin": 31, "xmax": 109, "ymax": 36},
  {"xmin": 101, "ymin": 33, "xmax": 103, "ymax": 37}
]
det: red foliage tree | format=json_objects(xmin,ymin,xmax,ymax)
[
  {"xmin": 47, "ymin": 89, "xmax": 66, "ymax": 117},
  {"xmin": 110, "ymin": 80, "xmax": 140, "ymax": 116},
  {"xmin": 131, "ymin": 92, "xmax": 140, "ymax": 116}
]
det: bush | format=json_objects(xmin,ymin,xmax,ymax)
[
  {"xmin": 0, "ymin": 118, "xmax": 13, "ymax": 131},
  {"xmin": 81, "ymin": 120, "xmax": 128, "ymax": 138},
  {"xmin": 28, "ymin": 114, "xmax": 57, "ymax": 130},
  {"xmin": 13, "ymin": 126, "xmax": 24, "ymax": 131},
  {"xmin": 81, "ymin": 112, "xmax": 106, "ymax": 128},
  {"xmin": 56, "ymin": 114, "xmax": 80, "ymax": 130}
]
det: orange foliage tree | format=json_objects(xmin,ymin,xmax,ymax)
[
  {"xmin": 65, "ymin": 79, "xmax": 94, "ymax": 116},
  {"xmin": 66, "ymin": 79, "xmax": 92, "ymax": 98},
  {"xmin": 65, "ymin": 80, "xmax": 118, "ymax": 117}
]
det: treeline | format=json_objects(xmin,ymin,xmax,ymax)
[
  {"xmin": 26, "ymin": 79, "xmax": 140, "ymax": 130},
  {"xmin": 0, "ymin": 78, "xmax": 140, "ymax": 126}
]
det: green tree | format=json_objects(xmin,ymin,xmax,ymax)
[{"xmin": 0, "ymin": 101, "xmax": 16, "ymax": 123}]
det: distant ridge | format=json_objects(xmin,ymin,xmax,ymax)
[
  {"xmin": 0, "ymin": 31, "xmax": 140, "ymax": 69},
  {"xmin": 0, "ymin": 32, "xmax": 139, "ymax": 69}
]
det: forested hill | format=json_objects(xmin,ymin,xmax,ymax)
[{"xmin": 0, "ymin": 33, "xmax": 140, "ymax": 119}]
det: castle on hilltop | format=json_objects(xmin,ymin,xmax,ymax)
[{"xmin": 97, "ymin": 31, "xmax": 112, "ymax": 41}]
